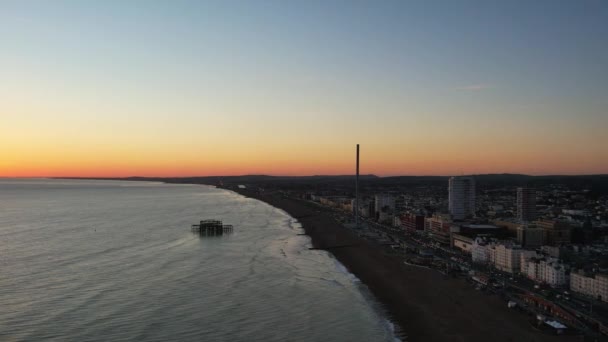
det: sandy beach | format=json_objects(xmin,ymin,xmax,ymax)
[{"xmin": 234, "ymin": 188, "xmax": 583, "ymax": 342}]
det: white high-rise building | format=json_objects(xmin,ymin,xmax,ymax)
[{"xmin": 448, "ymin": 176, "xmax": 476, "ymax": 220}]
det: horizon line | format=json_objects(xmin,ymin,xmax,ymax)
[{"xmin": 3, "ymin": 172, "xmax": 608, "ymax": 180}]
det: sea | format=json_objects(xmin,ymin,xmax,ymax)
[{"xmin": 0, "ymin": 178, "xmax": 399, "ymax": 341}]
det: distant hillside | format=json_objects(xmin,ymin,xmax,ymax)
[
  {"xmin": 472, "ymin": 174, "xmax": 608, "ymax": 193},
  {"xmin": 132, "ymin": 175, "xmax": 380, "ymax": 191},
  {"xmin": 121, "ymin": 174, "xmax": 379, "ymax": 184},
  {"xmin": 57, "ymin": 173, "xmax": 608, "ymax": 195},
  {"xmin": 367, "ymin": 174, "xmax": 608, "ymax": 194}
]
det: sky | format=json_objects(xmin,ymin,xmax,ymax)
[{"xmin": 1, "ymin": 0, "xmax": 607, "ymax": 177}]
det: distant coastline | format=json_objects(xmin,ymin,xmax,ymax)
[
  {"xmin": 56, "ymin": 176, "xmax": 585, "ymax": 341},
  {"xmin": 52, "ymin": 173, "xmax": 608, "ymax": 196}
]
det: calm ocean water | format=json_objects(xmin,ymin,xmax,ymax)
[{"xmin": 0, "ymin": 179, "xmax": 397, "ymax": 341}]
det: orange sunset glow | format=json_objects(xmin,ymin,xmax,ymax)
[
  {"xmin": 3, "ymin": 2, "xmax": 608, "ymax": 342},
  {"xmin": 1, "ymin": 2, "xmax": 607, "ymax": 178}
]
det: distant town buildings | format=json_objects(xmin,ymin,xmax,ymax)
[
  {"xmin": 535, "ymin": 219, "xmax": 572, "ymax": 246},
  {"xmin": 374, "ymin": 194, "xmax": 395, "ymax": 213},
  {"xmin": 284, "ymin": 172, "xmax": 608, "ymax": 336},
  {"xmin": 516, "ymin": 223, "xmax": 545, "ymax": 247},
  {"xmin": 517, "ymin": 187, "xmax": 537, "ymax": 222},
  {"xmin": 374, "ymin": 194, "xmax": 395, "ymax": 222},
  {"xmin": 401, "ymin": 213, "xmax": 425, "ymax": 232},
  {"xmin": 540, "ymin": 245, "xmax": 560, "ymax": 258},
  {"xmin": 493, "ymin": 220, "xmax": 521, "ymax": 234},
  {"xmin": 458, "ymin": 223, "xmax": 501, "ymax": 236},
  {"xmin": 448, "ymin": 176, "xmax": 476, "ymax": 220}
]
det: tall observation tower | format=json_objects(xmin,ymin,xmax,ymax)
[{"xmin": 355, "ymin": 144, "xmax": 360, "ymax": 228}]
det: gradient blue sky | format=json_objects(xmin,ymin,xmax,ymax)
[{"xmin": 1, "ymin": 1, "xmax": 607, "ymax": 176}]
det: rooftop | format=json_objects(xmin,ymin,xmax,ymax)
[
  {"xmin": 544, "ymin": 320, "xmax": 567, "ymax": 330},
  {"xmin": 462, "ymin": 224, "xmax": 500, "ymax": 229}
]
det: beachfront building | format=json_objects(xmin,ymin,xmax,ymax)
[
  {"xmin": 540, "ymin": 259, "xmax": 568, "ymax": 287},
  {"xmin": 318, "ymin": 196, "xmax": 353, "ymax": 212},
  {"xmin": 400, "ymin": 213, "xmax": 425, "ymax": 232},
  {"xmin": 494, "ymin": 244, "xmax": 524, "ymax": 274},
  {"xmin": 471, "ymin": 237, "xmax": 497, "ymax": 264},
  {"xmin": 521, "ymin": 254, "xmax": 567, "ymax": 287},
  {"xmin": 452, "ymin": 223, "xmax": 505, "ymax": 254},
  {"xmin": 448, "ymin": 176, "xmax": 476, "ymax": 220},
  {"xmin": 452, "ymin": 234, "xmax": 474, "ymax": 254},
  {"xmin": 425, "ymin": 213, "xmax": 452, "ymax": 244},
  {"xmin": 517, "ymin": 187, "xmax": 537, "ymax": 222},
  {"xmin": 522, "ymin": 257, "xmax": 539, "ymax": 280},
  {"xmin": 570, "ymin": 271, "xmax": 608, "ymax": 302}
]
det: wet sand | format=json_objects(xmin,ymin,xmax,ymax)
[{"xmin": 235, "ymin": 188, "xmax": 583, "ymax": 342}]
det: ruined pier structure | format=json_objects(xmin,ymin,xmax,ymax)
[{"xmin": 191, "ymin": 220, "xmax": 233, "ymax": 236}]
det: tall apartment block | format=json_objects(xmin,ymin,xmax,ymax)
[
  {"xmin": 448, "ymin": 176, "xmax": 476, "ymax": 220},
  {"xmin": 517, "ymin": 187, "xmax": 537, "ymax": 222}
]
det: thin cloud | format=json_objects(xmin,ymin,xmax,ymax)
[{"xmin": 455, "ymin": 84, "xmax": 494, "ymax": 91}]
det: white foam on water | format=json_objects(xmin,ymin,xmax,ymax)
[
  {"xmin": 333, "ymin": 258, "xmax": 361, "ymax": 283},
  {"xmin": 330, "ymin": 257, "xmax": 403, "ymax": 342},
  {"xmin": 384, "ymin": 319, "xmax": 403, "ymax": 342}
]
